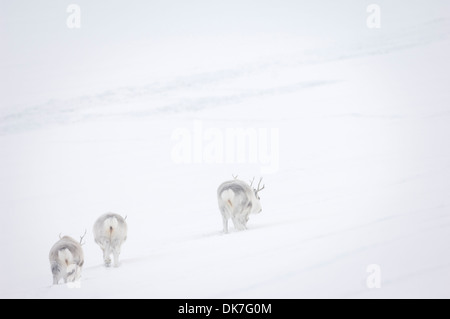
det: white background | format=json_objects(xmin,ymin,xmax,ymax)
[{"xmin": 1, "ymin": 0, "xmax": 450, "ymax": 298}]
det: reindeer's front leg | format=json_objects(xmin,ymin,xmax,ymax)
[
  {"xmin": 232, "ymin": 215, "xmax": 246, "ymax": 231},
  {"xmin": 234, "ymin": 205, "xmax": 251, "ymax": 231}
]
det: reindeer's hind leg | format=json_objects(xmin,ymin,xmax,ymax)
[
  {"xmin": 220, "ymin": 206, "xmax": 229, "ymax": 234},
  {"xmin": 102, "ymin": 241, "xmax": 112, "ymax": 267},
  {"xmin": 112, "ymin": 241, "xmax": 121, "ymax": 267},
  {"xmin": 222, "ymin": 215, "xmax": 229, "ymax": 234}
]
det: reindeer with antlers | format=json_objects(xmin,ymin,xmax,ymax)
[
  {"xmin": 217, "ymin": 177, "xmax": 265, "ymax": 233},
  {"xmin": 49, "ymin": 231, "xmax": 86, "ymax": 285}
]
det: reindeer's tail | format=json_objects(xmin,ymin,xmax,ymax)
[
  {"xmin": 220, "ymin": 189, "xmax": 238, "ymax": 224},
  {"xmin": 221, "ymin": 189, "xmax": 235, "ymax": 208},
  {"xmin": 57, "ymin": 248, "xmax": 74, "ymax": 267},
  {"xmin": 103, "ymin": 216, "xmax": 119, "ymax": 237}
]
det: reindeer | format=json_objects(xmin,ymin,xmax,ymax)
[
  {"xmin": 93, "ymin": 213, "xmax": 127, "ymax": 267},
  {"xmin": 217, "ymin": 177, "xmax": 265, "ymax": 233},
  {"xmin": 49, "ymin": 232, "xmax": 85, "ymax": 285}
]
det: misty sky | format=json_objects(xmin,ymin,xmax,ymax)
[{"xmin": 1, "ymin": 0, "xmax": 449, "ymax": 110}]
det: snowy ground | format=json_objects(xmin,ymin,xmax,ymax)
[{"xmin": 1, "ymin": 1, "xmax": 450, "ymax": 298}]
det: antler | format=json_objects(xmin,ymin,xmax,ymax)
[
  {"xmin": 59, "ymin": 233, "xmax": 62, "ymax": 239},
  {"xmin": 256, "ymin": 178, "xmax": 265, "ymax": 195},
  {"xmin": 232, "ymin": 174, "xmax": 239, "ymax": 180},
  {"xmin": 249, "ymin": 177, "xmax": 255, "ymax": 187},
  {"xmin": 79, "ymin": 229, "xmax": 87, "ymax": 246}
]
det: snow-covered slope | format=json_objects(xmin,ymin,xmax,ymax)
[{"xmin": 1, "ymin": 1, "xmax": 450, "ymax": 298}]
